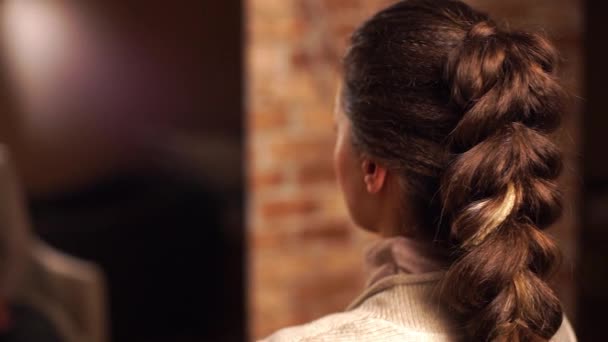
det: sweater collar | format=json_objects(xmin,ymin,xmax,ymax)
[
  {"xmin": 347, "ymin": 270, "xmax": 445, "ymax": 310},
  {"xmin": 347, "ymin": 236, "xmax": 451, "ymax": 311},
  {"xmin": 362, "ymin": 236, "xmax": 451, "ymax": 287}
]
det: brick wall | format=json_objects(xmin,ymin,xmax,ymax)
[{"xmin": 247, "ymin": 0, "xmax": 583, "ymax": 339}]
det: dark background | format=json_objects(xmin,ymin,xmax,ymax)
[
  {"xmin": 579, "ymin": 0, "xmax": 608, "ymax": 341},
  {"xmin": 0, "ymin": 2, "xmax": 245, "ymax": 341}
]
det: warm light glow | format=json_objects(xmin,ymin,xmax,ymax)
[{"xmin": 2, "ymin": 0, "xmax": 74, "ymax": 98}]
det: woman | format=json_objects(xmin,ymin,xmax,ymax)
[{"xmin": 263, "ymin": 0, "xmax": 577, "ymax": 341}]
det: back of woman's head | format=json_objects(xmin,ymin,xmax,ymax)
[{"xmin": 342, "ymin": 0, "xmax": 564, "ymax": 340}]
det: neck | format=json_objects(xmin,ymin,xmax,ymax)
[
  {"xmin": 373, "ymin": 177, "xmax": 420, "ymax": 238},
  {"xmin": 364, "ymin": 235, "xmax": 451, "ymax": 286},
  {"xmin": 375, "ymin": 209, "xmax": 419, "ymax": 239}
]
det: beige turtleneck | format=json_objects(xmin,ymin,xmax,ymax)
[{"xmin": 260, "ymin": 237, "xmax": 577, "ymax": 342}]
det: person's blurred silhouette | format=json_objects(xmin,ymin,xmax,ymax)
[
  {"xmin": 0, "ymin": 303, "xmax": 63, "ymax": 342},
  {"xmin": 0, "ymin": 146, "xmax": 63, "ymax": 342},
  {"xmin": 0, "ymin": 146, "xmax": 108, "ymax": 342}
]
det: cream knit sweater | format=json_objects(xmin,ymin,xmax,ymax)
[{"xmin": 261, "ymin": 237, "xmax": 577, "ymax": 342}]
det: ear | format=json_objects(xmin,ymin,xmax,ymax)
[{"xmin": 361, "ymin": 158, "xmax": 387, "ymax": 194}]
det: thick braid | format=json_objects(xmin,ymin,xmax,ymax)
[{"xmin": 440, "ymin": 19, "xmax": 564, "ymax": 341}]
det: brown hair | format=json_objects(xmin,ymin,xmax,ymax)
[{"xmin": 342, "ymin": 0, "xmax": 564, "ymax": 340}]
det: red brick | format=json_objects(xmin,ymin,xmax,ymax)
[
  {"xmin": 270, "ymin": 137, "xmax": 334, "ymax": 162},
  {"xmin": 319, "ymin": 0, "xmax": 362, "ymax": 12},
  {"xmin": 296, "ymin": 159, "xmax": 335, "ymax": 185},
  {"xmin": 261, "ymin": 199, "xmax": 319, "ymax": 219},
  {"xmin": 251, "ymin": 169, "xmax": 285, "ymax": 190},
  {"xmin": 295, "ymin": 108, "xmax": 336, "ymax": 132},
  {"xmin": 295, "ymin": 219, "xmax": 351, "ymax": 243},
  {"xmin": 250, "ymin": 230, "xmax": 289, "ymax": 250},
  {"xmin": 250, "ymin": 111, "xmax": 289, "ymax": 131}
]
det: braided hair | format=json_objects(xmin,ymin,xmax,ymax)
[{"xmin": 342, "ymin": 0, "xmax": 565, "ymax": 340}]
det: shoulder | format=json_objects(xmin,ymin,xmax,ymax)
[
  {"xmin": 258, "ymin": 310, "xmax": 454, "ymax": 342},
  {"xmin": 261, "ymin": 311, "xmax": 577, "ymax": 342},
  {"xmin": 259, "ymin": 273, "xmax": 459, "ymax": 342},
  {"xmin": 551, "ymin": 315, "xmax": 577, "ymax": 342}
]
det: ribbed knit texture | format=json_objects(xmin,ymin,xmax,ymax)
[{"xmin": 260, "ymin": 271, "xmax": 577, "ymax": 341}]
